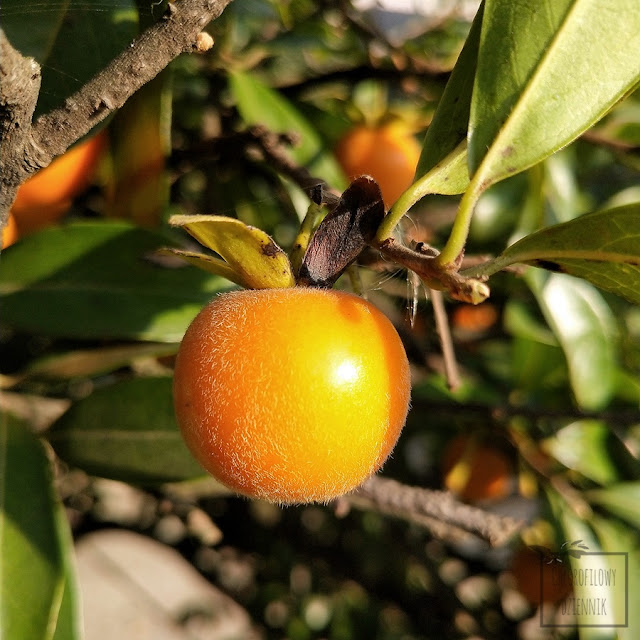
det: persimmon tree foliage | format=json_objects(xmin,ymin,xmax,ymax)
[{"xmin": 1, "ymin": 1, "xmax": 640, "ymax": 639}]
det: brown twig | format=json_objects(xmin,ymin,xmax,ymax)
[
  {"xmin": 243, "ymin": 125, "xmax": 341, "ymax": 207},
  {"xmin": 346, "ymin": 476, "xmax": 523, "ymax": 548},
  {"xmin": 429, "ymin": 288, "xmax": 461, "ymax": 391},
  {"xmin": 411, "ymin": 398, "xmax": 640, "ymax": 428},
  {"xmin": 0, "ymin": 0, "xmax": 234, "ymax": 226},
  {"xmin": 172, "ymin": 125, "xmax": 342, "ymax": 207},
  {"xmin": 376, "ymin": 238, "xmax": 490, "ymax": 304},
  {"xmin": 0, "ymin": 31, "xmax": 42, "ymax": 219}
]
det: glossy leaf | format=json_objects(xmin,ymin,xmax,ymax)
[
  {"xmin": 168, "ymin": 214, "xmax": 296, "ymax": 289},
  {"xmin": 0, "ymin": 415, "xmax": 79, "ymax": 639},
  {"xmin": 470, "ymin": 205, "xmax": 640, "ymax": 304},
  {"xmin": 469, "ymin": 0, "xmax": 640, "ymax": 188},
  {"xmin": 1, "ymin": 0, "xmax": 138, "ymax": 117},
  {"xmin": 0, "ymin": 221, "xmax": 232, "ymax": 341},
  {"xmin": 551, "ymin": 493, "xmax": 622, "ymax": 633},
  {"xmin": 47, "ymin": 377, "xmax": 205, "ymax": 484},
  {"xmin": 587, "ymin": 483, "xmax": 640, "ymax": 529},
  {"xmin": 51, "ymin": 490, "xmax": 83, "ymax": 640},
  {"xmin": 526, "ymin": 271, "xmax": 618, "ymax": 411},
  {"xmin": 229, "ymin": 70, "xmax": 347, "ymax": 191},
  {"xmin": 544, "ymin": 420, "xmax": 640, "ymax": 485},
  {"xmin": 591, "ymin": 516, "xmax": 640, "ymax": 640},
  {"xmin": 591, "ymin": 515, "xmax": 639, "ymax": 640},
  {"xmin": 414, "ymin": 2, "xmax": 484, "ymax": 191}
]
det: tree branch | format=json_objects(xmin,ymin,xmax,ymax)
[
  {"xmin": 0, "ymin": 30, "xmax": 42, "ymax": 219},
  {"xmin": 346, "ymin": 476, "xmax": 523, "ymax": 548},
  {"xmin": 375, "ymin": 238, "xmax": 490, "ymax": 304},
  {"xmin": 0, "ymin": 0, "xmax": 234, "ymax": 226}
]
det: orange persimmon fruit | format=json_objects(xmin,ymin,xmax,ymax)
[
  {"xmin": 173, "ymin": 287, "xmax": 411, "ymax": 504},
  {"xmin": 334, "ymin": 121, "xmax": 421, "ymax": 207},
  {"xmin": 452, "ymin": 303, "xmax": 499, "ymax": 334},
  {"xmin": 10, "ymin": 132, "xmax": 107, "ymax": 234},
  {"xmin": 510, "ymin": 546, "xmax": 573, "ymax": 606},
  {"xmin": 442, "ymin": 434, "xmax": 514, "ymax": 503}
]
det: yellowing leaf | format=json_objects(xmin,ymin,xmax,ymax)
[
  {"xmin": 158, "ymin": 248, "xmax": 246, "ymax": 288},
  {"xmin": 169, "ymin": 215, "xmax": 295, "ymax": 290}
]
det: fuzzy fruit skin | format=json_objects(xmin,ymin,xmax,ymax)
[
  {"xmin": 334, "ymin": 122, "xmax": 421, "ymax": 207},
  {"xmin": 173, "ymin": 287, "xmax": 411, "ymax": 504},
  {"xmin": 11, "ymin": 132, "xmax": 106, "ymax": 234}
]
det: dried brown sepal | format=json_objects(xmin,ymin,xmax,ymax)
[{"xmin": 297, "ymin": 176, "xmax": 385, "ymax": 288}]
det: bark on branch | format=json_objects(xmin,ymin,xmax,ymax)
[
  {"xmin": 0, "ymin": 0, "xmax": 234, "ymax": 227},
  {"xmin": 347, "ymin": 476, "xmax": 523, "ymax": 548}
]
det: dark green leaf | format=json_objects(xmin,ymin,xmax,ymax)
[
  {"xmin": 1, "ymin": 0, "xmax": 138, "ymax": 117},
  {"xmin": 51, "ymin": 491, "xmax": 83, "ymax": 640},
  {"xmin": 587, "ymin": 483, "xmax": 640, "ymax": 529},
  {"xmin": 0, "ymin": 220, "xmax": 232, "ymax": 342},
  {"xmin": 469, "ymin": 0, "xmax": 640, "ymax": 187},
  {"xmin": 549, "ymin": 490, "xmax": 621, "ymax": 632},
  {"xmin": 0, "ymin": 414, "xmax": 77, "ymax": 640},
  {"xmin": 591, "ymin": 515, "xmax": 639, "ymax": 639},
  {"xmin": 47, "ymin": 377, "xmax": 205, "ymax": 484},
  {"xmin": 544, "ymin": 420, "xmax": 640, "ymax": 485},
  {"xmin": 0, "ymin": 0, "xmax": 68, "ymax": 63}
]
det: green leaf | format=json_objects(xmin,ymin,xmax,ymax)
[
  {"xmin": 544, "ymin": 420, "xmax": 640, "ymax": 485},
  {"xmin": 526, "ymin": 271, "xmax": 618, "ymax": 411},
  {"xmin": 503, "ymin": 300, "xmax": 558, "ymax": 346},
  {"xmin": 470, "ymin": 205, "xmax": 640, "ymax": 304},
  {"xmin": 414, "ymin": 1, "xmax": 484, "ymax": 191},
  {"xmin": 168, "ymin": 214, "xmax": 296, "ymax": 289},
  {"xmin": 0, "ymin": 220, "xmax": 232, "ymax": 342},
  {"xmin": 549, "ymin": 490, "xmax": 621, "ymax": 635},
  {"xmin": 0, "ymin": 0, "xmax": 69, "ymax": 63},
  {"xmin": 1, "ymin": 0, "xmax": 139, "ymax": 117},
  {"xmin": 587, "ymin": 482, "xmax": 640, "ymax": 529},
  {"xmin": 229, "ymin": 70, "xmax": 347, "ymax": 191},
  {"xmin": 590, "ymin": 515, "xmax": 639, "ymax": 640},
  {"xmin": 51, "ymin": 489, "xmax": 83, "ymax": 640},
  {"xmin": 47, "ymin": 377, "xmax": 206, "ymax": 484},
  {"xmin": 469, "ymin": 0, "xmax": 640, "ymax": 188},
  {"xmin": 0, "ymin": 414, "xmax": 78, "ymax": 640}
]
